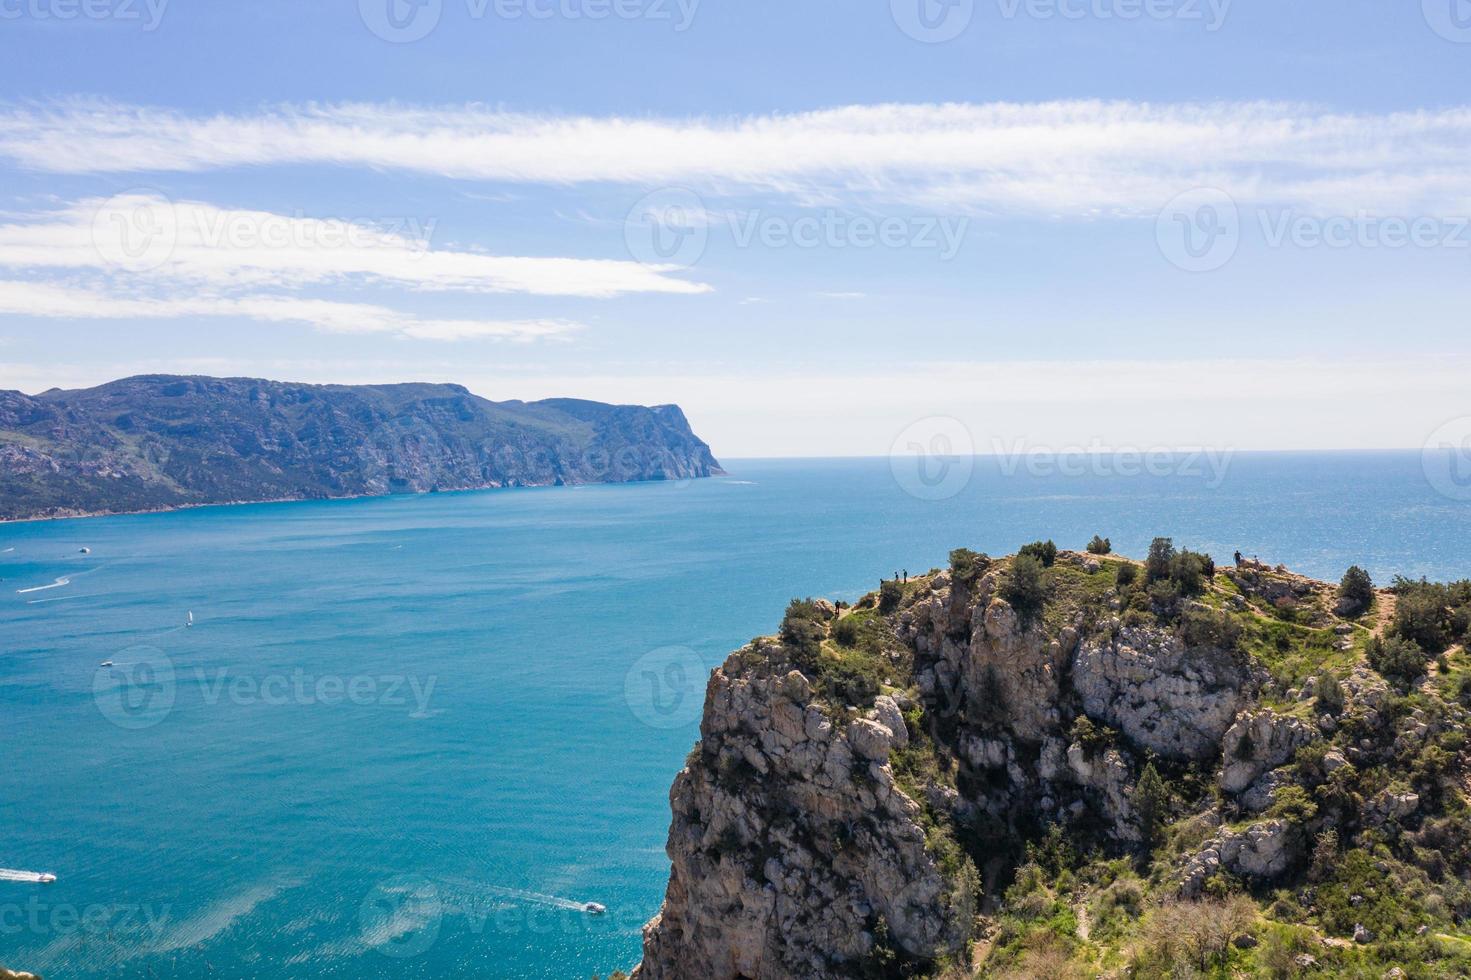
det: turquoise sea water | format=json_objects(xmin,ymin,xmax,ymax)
[{"xmin": 2, "ymin": 453, "xmax": 1468, "ymax": 979}]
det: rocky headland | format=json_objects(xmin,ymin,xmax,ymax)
[
  {"xmin": 0, "ymin": 375, "xmax": 721, "ymax": 521},
  {"xmin": 633, "ymin": 541, "xmax": 1471, "ymax": 978}
]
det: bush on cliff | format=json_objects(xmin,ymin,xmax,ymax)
[
  {"xmin": 878, "ymin": 579, "xmax": 904, "ymax": 614},
  {"xmin": 1368, "ymin": 634, "xmax": 1428, "ymax": 686},
  {"xmin": 1086, "ymin": 535, "xmax": 1111, "ymax": 555},
  {"xmin": 780, "ymin": 598, "xmax": 826, "ymax": 662},
  {"xmin": 1338, "ymin": 565, "xmax": 1375, "ymax": 617},
  {"xmin": 1002, "ymin": 555, "xmax": 1049, "ymax": 626},
  {"xmin": 948, "ymin": 547, "xmax": 988, "ymax": 586},
  {"xmin": 1019, "ymin": 539, "xmax": 1059, "ymax": 567}
]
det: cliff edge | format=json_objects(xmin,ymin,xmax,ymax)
[{"xmin": 636, "ymin": 542, "xmax": 1471, "ymax": 978}]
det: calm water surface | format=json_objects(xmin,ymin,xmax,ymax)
[{"xmin": 1, "ymin": 453, "xmax": 1466, "ymax": 978}]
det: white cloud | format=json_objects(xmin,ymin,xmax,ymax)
[
  {"xmin": 0, "ymin": 194, "xmax": 707, "ymax": 298},
  {"xmin": 0, "ymin": 280, "xmax": 578, "ymax": 342},
  {"xmin": 3, "ymin": 100, "xmax": 1471, "ymax": 215}
]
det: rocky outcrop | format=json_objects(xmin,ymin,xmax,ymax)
[
  {"xmin": 1220, "ymin": 709, "xmax": 1316, "ymax": 794},
  {"xmin": 0, "ymin": 967, "xmax": 41, "ymax": 980},
  {"xmin": 1073, "ymin": 625, "xmax": 1257, "ymax": 760},
  {"xmin": 636, "ymin": 647, "xmax": 966, "ymax": 980},
  {"xmin": 1179, "ymin": 819, "xmax": 1301, "ymax": 897},
  {"xmin": 637, "ymin": 549, "xmax": 1465, "ymax": 979},
  {"xmin": 0, "ymin": 375, "xmax": 722, "ymax": 520}
]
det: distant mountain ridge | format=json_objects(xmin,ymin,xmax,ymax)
[{"xmin": 0, "ymin": 375, "xmax": 722, "ymax": 521}]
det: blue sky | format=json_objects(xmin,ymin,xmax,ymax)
[{"xmin": 0, "ymin": 0, "xmax": 1468, "ymax": 456}]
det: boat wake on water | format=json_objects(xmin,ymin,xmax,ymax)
[
  {"xmin": 0, "ymin": 869, "xmax": 56, "ymax": 884},
  {"xmin": 16, "ymin": 576, "xmax": 70, "ymax": 594}
]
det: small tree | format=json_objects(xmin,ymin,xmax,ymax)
[
  {"xmin": 1018, "ymin": 539, "xmax": 1059, "ymax": 567},
  {"xmin": 1315, "ymin": 673, "xmax": 1345, "ymax": 716},
  {"xmin": 1133, "ymin": 762, "xmax": 1169, "ymax": 849},
  {"xmin": 948, "ymin": 547, "xmax": 987, "ymax": 586},
  {"xmin": 1086, "ymin": 535, "xmax": 1112, "ymax": 555},
  {"xmin": 1002, "ymin": 554, "xmax": 1049, "ymax": 626},
  {"xmin": 1367, "ymin": 634, "xmax": 1427, "ymax": 686},
  {"xmin": 1338, "ymin": 566, "xmax": 1375, "ymax": 617},
  {"xmin": 1116, "ymin": 562, "xmax": 1139, "ymax": 588},
  {"xmin": 878, "ymin": 579, "xmax": 903, "ymax": 615},
  {"xmin": 1145, "ymin": 537, "xmax": 1176, "ymax": 583},
  {"xmin": 832, "ymin": 617, "xmax": 859, "ymax": 648}
]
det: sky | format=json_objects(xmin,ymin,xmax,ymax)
[{"xmin": 0, "ymin": 0, "xmax": 1468, "ymax": 458}]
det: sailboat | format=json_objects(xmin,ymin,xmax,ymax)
[{"xmin": 187, "ymin": 611, "xmax": 194, "ymax": 627}]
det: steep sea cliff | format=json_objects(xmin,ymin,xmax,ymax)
[
  {"xmin": 0, "ymin": 375, "xmax": 721, "ymax": 521},
  {"xmin": 636, "ymin": 545, "xmax": 1471, "ymax": 978}
]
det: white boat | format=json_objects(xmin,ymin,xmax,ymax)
[
  {"xmin": 584, "ymin": 902, "xmax": 606, "ymax": 915},
  {"xmin": 78, "ymin": 547, "xmax": 90, "ymax": 554},
  {"xmin": 99, "ymin": 660, "xmax": 114, "ymax": 668},
  {"xmin": 187, "ymin": 611, "xmax": 194, "ymax": 627},
  {"xmin": 38, "ymin": 873, "xmax": 56, "ymax": 884}
]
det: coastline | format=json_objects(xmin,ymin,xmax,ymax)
[{"xmin": 0, "ymin": 471, "xmax": 726, "ymax": 527}]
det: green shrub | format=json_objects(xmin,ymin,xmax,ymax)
[
  {"xmin": 878, "ymin": 580, "xmax": 903, "ymax": 615},
  {"xmin": 1133, "ymin": 763, "xmax": 1168, "ymax": 848},
  {"xmin": 1145, "ymin": 537, "xmax": 1176, "ymax": 583},
  {"xmin": 1393, "ymin": 586, "xmax": 1453, "ymax": 652},
  {"xmin": 1367, "ymin": 634, "xmax": 1428, "ymax": 686},
  {"xmin": 1338, "ymin": 565, "xmax": 1375, "ymax": 617},
  {"xmin": 1267, "ymin": 785, "xmax": 1318, "ymax": 825},
  {"xmin": 1315, "ymin": 673, "xmax": 1345, "ymax": 716},
  {"xmin": 1086, "ymin": 535, "xmax": 1111, "ymax": 555},
  {"xmin": 949, "ymin": 547, "xmax": 988, "ymax": 586},
  {"xmin": 779, "ymin": 598, "xmax": 826, "ymax": 661},
  {"xmin": 1018, "ymin": 539, "xmax": 1059, "ymax": 567},
  {"xmin": 1070, "ymin": 715, "xmax": 1115, "ymax": 759},
  {"xmin": 1116, "ymin": 563, "xmax": 1138, "ymax": 588},
  {"xmin": 1002, "ymin": 555, "xmax": 1049, "ymax": 625},
  {"xmin": 1179, "ymin": 607, "xmax": 1242, "ymax": 650},
  {"xmin": 832, "ymin": 617, "xmax": 859, "ymax": 648}
]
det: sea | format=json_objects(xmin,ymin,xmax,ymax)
[{"xmin": 1, "ymin": 452, "xmax": 1467, "ymax": 978}]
